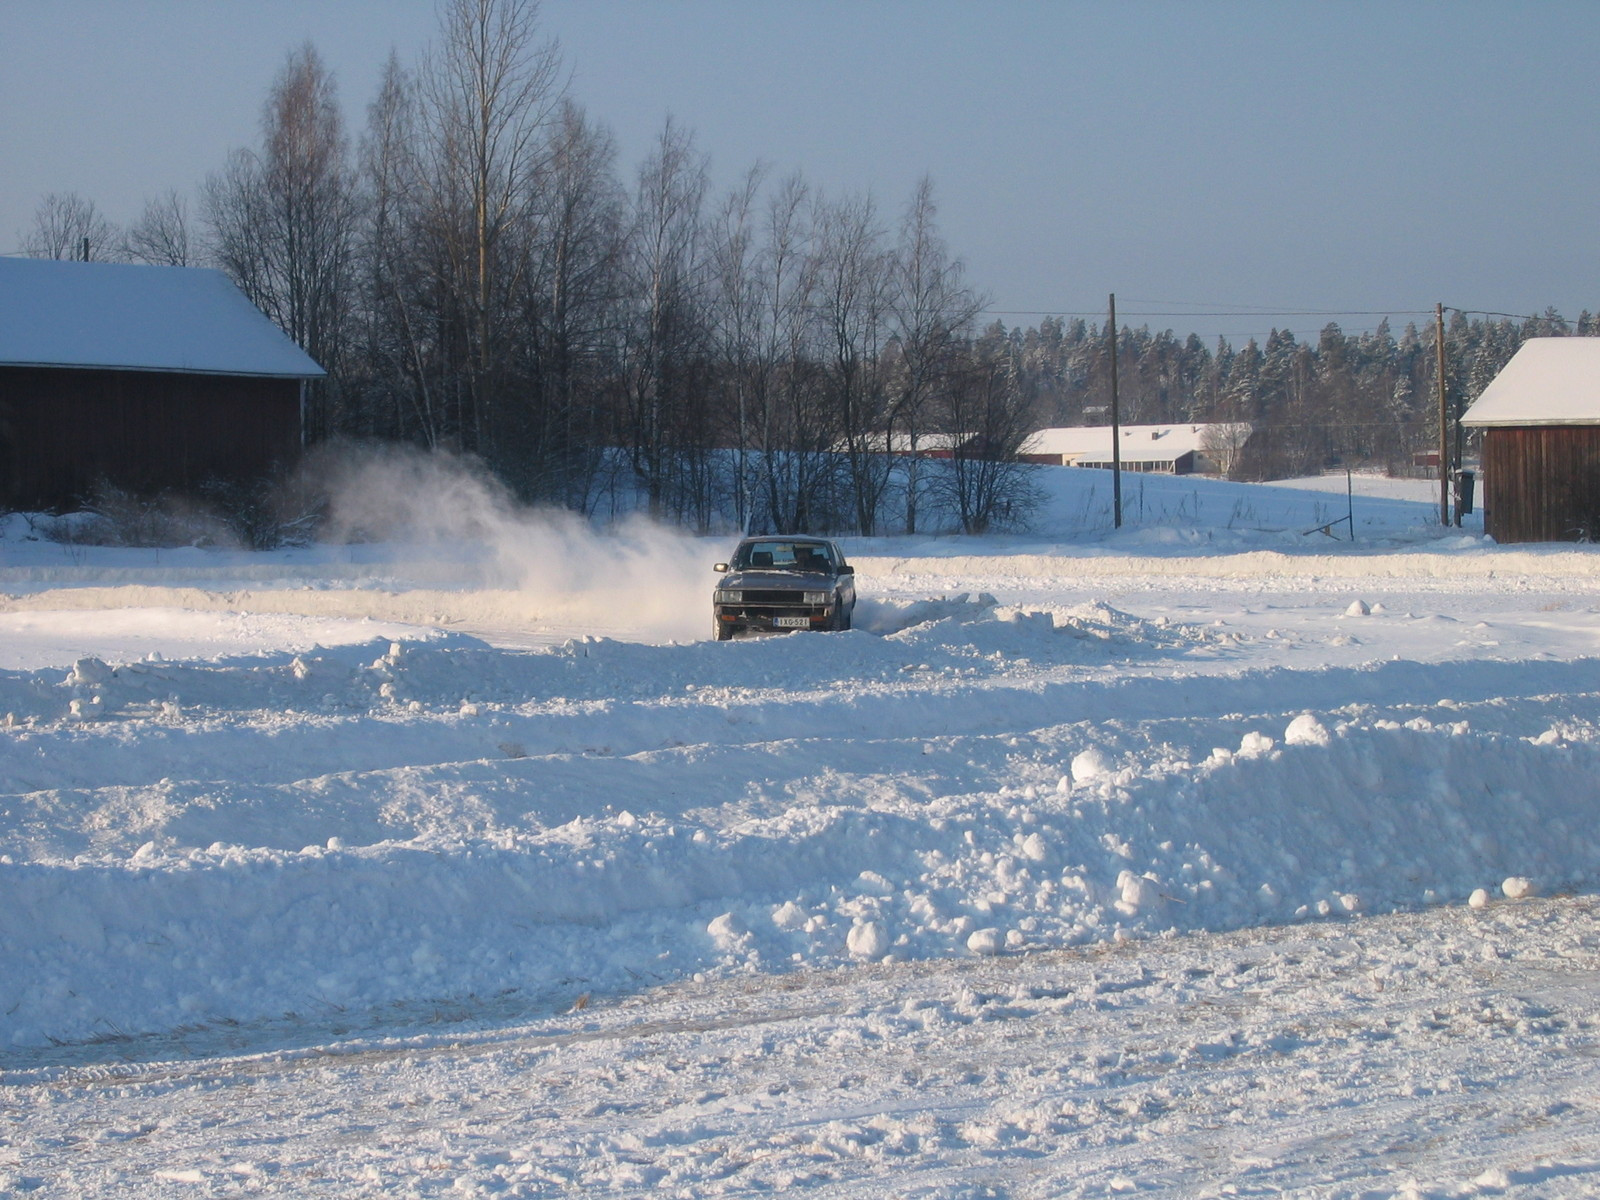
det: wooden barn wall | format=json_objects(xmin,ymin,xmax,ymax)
[
  {"xmin": 0, "ymin": 366, "xmax": 301, "ymax": 510},
  {"xmin": 1481, "ymin": 425, "xmax": 1600, "ymax": 543}
]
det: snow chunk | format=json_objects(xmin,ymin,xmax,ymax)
[
  {"xmin": 1115, "ymin": 870, "xmax": 1163, "ymax": 916},
  {"xmin": 707, "ymin": 912, "xmax": 746, "ymax": 951},
  {"xmin": 771, "ymin": 900, "xmax": 808, "ymax": 931},
  {"xmin": 1501, "ymin": 876, "xmax": 1535, "ymax": 900},
  {"xmin": 66, "ymin": 656, "xmax": 114, "ymax": 686},
  {"xmin": 1284, "ymin": 713, "xmax": 1331, "ymax": 747},
  {"xmin": 1238, "ymin": 731, "xmax": 1276, "ymax": 757},
  {"xmin": 847, "ymin": 921, "xmax": 890, "ymax": 959},
  {"xmin": 1474, "ymin": 1167, "xmax": 1512, "ymax": 1192},
  {"xmin": 1344, "ymin": 599, "xmax": 1371, "ymax": 617},
  {"xmin": 1019, "ymin": 832, "xmax": 1050, "ymax": 863},
  {"xmin": 1468, "ymin": 888, "xmax": 1491, "ymax": 909},
  {"xmin": 966, "ymin": 928, "xmax": 1003, "ymax": 956},
  {"xmin": 1070, "ymin": 748, "xmax": 1110, "ymax": 785}
]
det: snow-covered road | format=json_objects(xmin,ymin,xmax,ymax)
[{"xmin": 11, "ymin": 898, "xmax": 1600, "ymax": 1197}]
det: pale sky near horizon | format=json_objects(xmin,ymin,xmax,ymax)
[{"xmin": 4, "ymin": 0, "xmax": 1598, "ymax": 347}]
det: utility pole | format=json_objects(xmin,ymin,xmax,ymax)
[
  {"xmin": 1436, "ymin": 302, "xmax": 1449, "ymax": 525},
  {"xmin": 1110, "ymin": 292, "xmax": 1122, "ymax": 528}
]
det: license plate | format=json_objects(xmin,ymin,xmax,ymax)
[{"xmin": 774, "ymin": 616, "xmax": 811, "ymax": 628}]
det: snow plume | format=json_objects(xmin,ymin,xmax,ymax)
[{"xmin": 312, "ymin": 443, "xmax": 714, "ymax": 641}]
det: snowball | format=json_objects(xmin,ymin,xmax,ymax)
[
  {"xmin": 1501, "ymin": 876, "xmax": 1535, "ymax": 900},
  {"xmin": 1070, "ymin": 748, "xmax": 1110, "ymax": 785},
  {"xmin": 1284, "ymin": 713, "xmax": 1331, "ymax": 747},
  {"xmin": 1344, "ymin": 599, "xmax": 1370, "ymax": 617},
  {"xmin": 847, "ymin": 921, "xmax": 891, "ymax": 959},
  {"xmin": 966, "ymin": 928, "xmax": 1003, "ymax": 956},
  {"xmin": 1468, "ymin": 888, "xmax": 1490, "ymax": 909}
]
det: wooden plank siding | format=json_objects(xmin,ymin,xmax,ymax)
[
  {"xmin": 1481, "ymin": 425, "xmax": 1600, "ymax": 542},
  {"xmin": 0, "ymin": 365, "xmax": 301, "ymax": 511}
]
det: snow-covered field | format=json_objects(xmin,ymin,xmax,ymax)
[{"xmin": 5, "ymin": 465, "xmax": 1600, "ymax": 1197}]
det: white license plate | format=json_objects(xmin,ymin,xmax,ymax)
[{"xmin": 774, "ymin": 616, "xmax": 811, "ymax": 628}]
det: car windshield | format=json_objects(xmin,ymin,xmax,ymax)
[{"xmin": 735, "ymin": 541, "xmax": 834, "ymax": 572}]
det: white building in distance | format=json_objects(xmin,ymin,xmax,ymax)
[{"xmin": 1019, "ymin": 423, "xmax": 1250, "ymax": 475}]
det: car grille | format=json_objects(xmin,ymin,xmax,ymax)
[{"xmin": 741, "ymin": 590, "xmax": 807, "ymax": 603}]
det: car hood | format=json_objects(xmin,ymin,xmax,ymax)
[{"xmin": 720, "ymin": 569, "xmax": 837, "ymax": 590}]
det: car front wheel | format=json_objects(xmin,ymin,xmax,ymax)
[{"xmin": 714, "ymin": 615, "xmax": 733, "ymax": 641}]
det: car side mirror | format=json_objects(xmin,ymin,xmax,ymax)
[
  {"xmin": 714, "ymin": 562, "xmax": 729, "ymax": 573},
  {"xmin": 838, "ymin": 564, "xmax": 854, "ymax": 575}
]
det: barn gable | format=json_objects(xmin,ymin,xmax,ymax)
[
  {"xmin": 0, "ymin": 258, "xmax": 324, "ymax": 511},
  {"xmin": 1462, "ymin": 338, "xmax": 1600, "ymax": 542}
]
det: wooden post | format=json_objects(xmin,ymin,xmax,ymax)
[
  {"xmin": 1436, "ymin": 302, "xmax": 1449, "ymax": 525},
  {"xmin": 1110, "ymin": 293, "xmax": 1122, "ymax": 528}
]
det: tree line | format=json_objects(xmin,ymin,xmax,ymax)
[
  {"xmin": 1005, "ymin": 306, "xmax": 1597, "ymax": 480},
  {"xmin": 18, "ymin": 0, "xmax": 1598, "ymax": 533}
]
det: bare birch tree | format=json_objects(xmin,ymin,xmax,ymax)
[
  {"xmin": 23, "ymin": 192, "xmax": 120, "ymax": 261},
  {"xmin": 623, "ymin": 117, "xmax": 710, "ymax": 520},
  {"xmin": 815, "ymin": 191, "xmax": 890, "ymax": 534},
  {"xmin": 887, "ymin": 176, "xmax": 982, "ymax": 533},
  {"xmin": 524, "ymin": 98, "xmax": 625, "ymax": 505},
  {"xmin": 123, "ymin": 190, "xmax": 195, "ymax": 266},
  {"xmin": 414, "ymin": 0, "xmax": 564, "ymax": 457},
  {"xmin": 204, "ymin": 42, "xmax": 357, "ymax": 437}
]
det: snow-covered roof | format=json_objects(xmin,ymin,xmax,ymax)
[
  {"xmin": 0, "ymin": 256, "xmax": 325, "ymax": 378},
  {"xmin": 1020, "ymin": 423, "xmax": 1243, "ymax": 463},
  {"xmin": 1461, "ymin": 337, "xmax": 1600, "ymax": 428}
]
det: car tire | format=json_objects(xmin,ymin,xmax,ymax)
[
  {"xmin": 714, "ymin": 616, "xmax": 733, "ymax": 641},
  {"xmin": 840, "ymin": 604, "xmax": 852, "ymax": 632}
]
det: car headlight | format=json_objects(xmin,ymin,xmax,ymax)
[
  {"xmin": 715, "ymin": 589, "xmax": 741, "ymax": 603},
  {"xmin": 804, "ymin": 591, "xmax": 828, "ymax": 605}
]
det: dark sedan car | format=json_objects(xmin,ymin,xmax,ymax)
[{"xmin": 712, "ymin": 537, "xmax": 856, "ymax": 640}]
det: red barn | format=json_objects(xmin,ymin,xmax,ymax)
[
  {"xmin": 0, "ymin": 257, "xmax": 324, "ymax": 511},
  {"xmin": 1461, "ymin": 338, "xmax": 1600, "ymax": 543}
]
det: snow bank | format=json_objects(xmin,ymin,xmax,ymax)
[{"xmin": 4, "ymin": 607, "xmax": 1599, "ymax": 1047}]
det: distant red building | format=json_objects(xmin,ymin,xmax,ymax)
[
  {"xmin": 0, "ymin": 257, "xmax": 324, "ymax": 511},
  {"xmin": 1462, "ymin": 338, "xmax": 1600, "ymax": 542}
]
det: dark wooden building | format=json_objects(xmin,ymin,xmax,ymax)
[
  {"xmin": 1462, "ymin": 338, "xmax": 1600, "ymax": 543},
  {"xmin": 0, "ymin": 257, "xmax": 324, "ymax": 511}
]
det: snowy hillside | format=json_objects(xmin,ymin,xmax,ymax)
[{"xmin": 5, "ymin": 464, "xmax": 1600, "ymax": 1197}]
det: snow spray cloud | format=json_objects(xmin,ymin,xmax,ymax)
[{"xmin": 308, "ymin": 443, "xmax": 717, "ymax": 642}]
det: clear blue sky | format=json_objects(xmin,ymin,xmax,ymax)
[{"xmin": 4, "ymin": 0, "xmax": 1597, "ymax": 345}]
